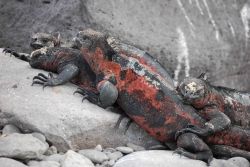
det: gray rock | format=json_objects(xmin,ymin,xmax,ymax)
[
  {"xmin": 0, "ymin": 133, "xmax": 49, "ymax": 160},
  {"xmin": 0, "ymin": 53, "xmax": 160, "ymax": 152},
  {"xmin": 43, "ymin": 154, "xmax": 65, "ymax": 163},
  {"xmin": 0, "ymin": 157, "xmax": 27, "ymax": 167},
  {"xmin": 209, "ymin": 159, "xmax": 238, "ymax": 167},
  {"xmin": 228, "ymin": 157, "xmax": 249, "ymax": 167},
  {"xmin": 103, "ymin": 148, "xmax": 116, "ymax": 154},
  {"xmin": 2, "ymin": 124, "xmax": 21, "ymax": 135},
  {"xmin": 44, "ymin": 146, "xmax": 58, "ymax": 156},
  {"xmin": 114, "ymin": 150, "xmax": 207, "ymax": 167},
  {"xmin": 95, "ymin": 144, "xmax": 103, "ymax": 151},
  {"xmin": 102, "ymin": 159, "xmax": 115, "ymax": 167},
  {"xmin": 32, "ymin": 132, "xmax": 46, "ymax": 143},
  {"xmin": 28, "ymin": 160, "xmax": 60, "ymax": 167},
  {"xmin": 78, "ymin": 149, "xmax": 109, "ymax": 164},
  {"xmin": 115, "ymin": 147, "xmax": 133, "ymax": 154},
  {"xmin": 106, "ymin": 151, "xmax": 123, "ymax": 161},
  {"xmin": 61, "ymin": 150, "xmax": 95, "ymax": 167},
  {"xmin": 126, "ymin": 143, "xmax": 145, "ymax": 151}
]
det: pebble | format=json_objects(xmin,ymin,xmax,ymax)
[
  {"xmin": 2, "ymin": 124, "xmax": 21, "ymax": 135},
  {"xmin": 116, "ymin": 146, "xmax": 133, "ymax": 154},
  {"xmin": 0, "ymin": 133, "xmax": 49, "ymax": 159},
  {"xmin": 61, "ymin": 150, "xmax": 95, "ymax": 167},
  {"xmin": 43, "ymin": 154, "xmax": 65, "ymax": 163},
  {"xmin": 95, "ymin": 144, "xmax": 103, "ymax": 151},
  {"xmin": 126, "ymin": 143, "xmax": 145, "ymax": 151},
  {"xmin": 28, "ymin": 160, "xmax": 60, "ymax": 167},
  {"xmin": 0, "ymin": 157, "xmax": 27, "ymax": 167},
  {"xmin": 103, "ymin": 148, "xmax": 116, "ymax": 153},
  {"xmin": 78, "ymin": 149, "xmax": 109, "ymax": 164},
  {"xmin": 32, "ymin": 132, "xmax": 46, "ymax": 143},
  {"xmin": 228, "ymin": 157, "xmax": 249, "ymax": 167},
  {"xmin": 102, "ymin": 159, "xmax": 115, "ymax": 167},
  {"xmin": 45, "ymin": 146, "xmax": 58, "ymax": 155},
  {"xmin": 106, "ymin": 151, "xmax": 123, "ymax": 161}
]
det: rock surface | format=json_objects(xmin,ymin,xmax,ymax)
[
  {"xmin": 0, "ymin": 133, "xmax": 49, "ymax": 160},
  {"xmin": 114, "ymin": 150, "xmax": 249, "ymax": 167},
  {"xmin": 61, "ymin": 150, "xmax": 95, "ymax": 167},
  {"xmin": 0, "ymin": 50, "xmax": 160, "ymax": 152},
  {"xmin": 78, "ymin": 149, "xmax": 109, "ymax": 164},
  {"xmin": 0, "ymin": 0, "xmax": 249, "ymax": 90},
  {"xmin": 2, "ymin": 124, "xmax": 21, "ymax": 135},
  {"xmin": 0, "ymin": 157, "xmax": 27, "ymax": 167},
  {"xmin": 28, "ymin": 161, "xmax": 60, "ymax": 167}
]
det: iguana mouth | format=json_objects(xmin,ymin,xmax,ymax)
[{"xmin": 30, "ymin": 43, "xmax": 44, "ymax": 50}]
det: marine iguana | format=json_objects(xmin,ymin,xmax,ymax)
[
  {"xmin": 3, "ymin": 32, "xmax": 61, "ymax": 62},
  {"xmin": 71, "ymin": 29, "xmax": 250, "ymax": 162},
  {"xmin": 176, "ymin": 74, "xmax": 250, "ymax": 136}
]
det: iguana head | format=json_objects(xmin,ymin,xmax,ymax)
[
  {"xmin": 30, "ymin": 32, "xmax": 60, "ymax": 50},
  {"xmin": 177, "ymin": 77, "xmax": 206, "ymax": 103},
  {"xmin": 29, "ymin": 47, "xmax": 50, "ymax": 69},
  {"xmin": 72, "ymin": 29, "xmax": 114, "ymax": 57}
]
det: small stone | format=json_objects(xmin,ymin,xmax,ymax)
[
  {"xmin": 61, "ymin": 150, "xmax": 94, "ymax": 167},
  {"xmin": 210, "ymin": 158, "xmax": 238, "ymax": 167},
  {"xmin": 2, "ymin": 124, "xmax": 21, "ymax": 135},
  {"xmin": 0, "ymin": 133, "xmax": 49, "ymax": 159},
  {"xmin": 102, "ymin": 159, "xmax": 115, "ymax": 167},
  {"xmin": 28, "ymin": 160, "xmax": 60, "ymax": 167},
  {"xmin": 147, "ymin": 144, "xmax": 167, "ymax": 150},
  {"xmin": 0, "ymin": 157, "xmax": 27, "ymax": 167},
  {"xmin": 126, "ymin": 143, "xmax": 145, "ymax": 151},
  {"xmin": 103, "ymin": 148, "xmax": 116, "ymax": 153},
  {"xmin": 95, "ymin": 144, "xmax": 103, "ymax": 151},
  {"xmin": 45, "ymin": 146, "xmax": 58, "ymax": 155},
  {"xmin": 106, "ymin": 151, "xmax": 123, "ymax": 161},
  {"xmin": 78, "ymin": 149, "xmax": 109, "ymax": 164},
  {"xmin": 32, "ymin": 132, "xmax": 46, "ymax": 143},
  {"xmin": 116, "ymin": 147, "xmax": 133, "ymax": 154},
  {"xmin": 228, "ymin": 157, "xmax": 249, "ymax": 167},
  {"xmin": 43, "ymin": 153, "xmax": 65, "ymax": 163}
]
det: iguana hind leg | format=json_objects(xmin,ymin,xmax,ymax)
[
  {"xmin": 74, "ymin": 80, "xmax": 118, "ymax": 108},
  {"xmin": 176, "ymin": 133, "xmax": 213, "ymax": 163}
]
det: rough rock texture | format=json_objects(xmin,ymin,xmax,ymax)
[
  {"xmin": 28, "ymin": 161, "xmax": 60, "ymax": 167},
  {"xmin": 0, "ymin": 0, "xmax": 249, "ymax": 90},
  {"xmin": 0, "ymin": 133, "xmax": 49, "ymax": 160},
  {"xmin": 2, "ymin": 124, "xmax": 21, "ymax": 135},
  {"xmin": 0, "ymin": 157, "xmax": 27, "ymax": 167},
  {"xmin": 78, "ymin": 149, "xmax": 109, "ymax": 164},
  {"xmin": 0, "ymin": 50, "xmax": 160, "ymax": 152},
  {"xmin": 61, "ymin": 150, "xmax": 95, "ymax": 167},
  {"xmin": 114, "ymin": 150, "xmax": 248, "ymax": 167}
]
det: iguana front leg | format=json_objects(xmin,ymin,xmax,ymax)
[
  {"xmin": 32, "ymin": 64, "xmax": 79, "ymax": 88},
  {"xmin": 3, "ymin": 48, "xmax": 31, "ymax": 62},
  {"xmin": 175, "ymin": 105, "xmax": 231, "ymax": 138},
  {"xmin": 74, "ymin": 79, "xmax": 118, "ymax": 108}
]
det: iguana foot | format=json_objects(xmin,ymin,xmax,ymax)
[
  {"xmin": 174, "ymin": 147, "xmax": 213, "ymax": 164},
  {"xmin": 32, "ymin": 72, "xmax": 54, "ymax": 89},
  {"xmin": 176, "ymin": 133, "xmax": 213, "ymax": 163},
  {"xmin": 3, "ymin": 48, "xmax": 30, "ymax": 62},
  {"xmin": 175, "ymin": 124, "xmax": 210, "ymax": 140},
  {"xmin": 114, "ymin": 113, "xmax": 133, "ymax": 134},
  {"xmin": 74, "ymin": 87, "xmax": 100, "ymax": 104}
]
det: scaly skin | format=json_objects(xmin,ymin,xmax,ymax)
[
  {"xmin": 3, "ymin": 32, "xmax": 61, "ymax": 62},
  {"xmin": 178, "ymin": 77, "xmax": 250, "ymax": 129},
  {"xmin": 29, "ymin": 47, "xmax": 97, "ymax": 92},
  {"xmin": 73, "ymin": 29, "xmax": 250, "ymax": 162}
]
